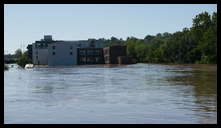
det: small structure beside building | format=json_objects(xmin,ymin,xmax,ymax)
[{"xmin": 103, "ymin": 45, "xmax": 127, "ymax": 64}]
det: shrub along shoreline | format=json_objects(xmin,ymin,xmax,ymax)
[{"xmin": 4, "ymin": 64, "xmax": 8, "ymax": 70}]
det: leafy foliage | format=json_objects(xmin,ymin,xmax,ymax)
[
  {"xmin": 16, "ymin": 50, "xmax": 32, "ymax": 68},
  {"xmin": 4, "ymin": 64, "xmax": 9, "ymax": 70},
  {"xmin": 99, "ymin": 11, "xmax": 217, "ymax": 64}
]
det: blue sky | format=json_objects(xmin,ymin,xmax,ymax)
[{"xmin": 4, "ymin": 4, "xmax": 217, "ymax": 54}]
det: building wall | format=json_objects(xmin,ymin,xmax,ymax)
[
  {"xmin": 48, "ymin": 42, "xmax": 77, "ymax": 66},
  {"xmin": 32, "ymin": 44, "xmax": 48, "ymax": 65},
  {"xmin": 103, "ymin": 47, "xmax": 110, "ymax": 64},
  {"xmin": 117, "ymin": 56, "xmax": 135, "ymax": 64},
  {"xmin": 76, "ymin": 41, "xmax": 90, "ymax": 48},
  {"xmin": 103, "ymin": 45, "xmax": 127, "ymax": 64},
  {"xmin": 77, "ymin": 48, "xmax": 104, "ymax": 65}
]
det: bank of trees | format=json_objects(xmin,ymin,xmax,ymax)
[
  {"xmin": 101, "ymin": 11, "xmax": 217, "ymax": 64},
  {"xmin": 15, "ymin": 49, "xmax": 32, "ymax": 68}
]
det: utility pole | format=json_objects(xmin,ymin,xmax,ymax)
[
  {"xmin": 22, "ymin": 42, "xmax": 23, "ymax": 53},
  {"xmin": 20, "ymin": 43, "xmax": 22, "ymax": 53}
]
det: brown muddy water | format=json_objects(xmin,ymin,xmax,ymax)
[{"xmin": 4, "ymin": 63, "xmax": 217, "ymax": 124}]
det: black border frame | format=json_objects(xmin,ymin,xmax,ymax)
[{"xmin": 2, "ymin": 0, "xmax": 220, "ymax": 127}]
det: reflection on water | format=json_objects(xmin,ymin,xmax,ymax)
[
  {"xmin": 4, "ymin": 64, "xmax": 217, "ymax": 124},
  {"xmin": 163, "ymin": 64, "xmax": 217, "ymax": 124}
]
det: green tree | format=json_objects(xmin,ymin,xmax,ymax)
[
  {"xmin": 16, "ymin": 50, "xmax": 32, "ymax": 68},
  {"xmin": 17, "ymin": 55, "xmax": 32, "ymax": 68},
  {"xmin": 134, "ymin": 41, "xmax": 149, "ymax": 62},
  {"xmin": 4, "ymin": 64, "xmax": 9, "ymax": 70},
  {"xmin": 14, "ymin": 49, "xmax": 22, "ymax": 58}
]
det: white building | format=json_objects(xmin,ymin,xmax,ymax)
[
  {"xmin": 31, "ymin": 36, "xmax": 104, "ymax": 66},
  {"xmin": 48, "ymin": 42, "xmax": 78, "ymax": 66}
]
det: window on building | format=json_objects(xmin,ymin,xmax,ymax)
[
  {"xmin": 36, "ymin": 56, "xmax": 38, "ymax": 59},
  {"xmin": 70, "ymin": 52, "xmax": 73, "ymax": 55},
  {"xmin": 105, "ymin": 56, "xmax": 109, "ymax": 61},
  {"xmin": 87, "ymin": 57, "xmax": 91, "ymax": 62},
  {"xmin": 52, "ymin": 46, "xmax": 56, "ymax": 49},
  {"xmin": 80, "ymin": 57, "xmax": 86, "ymax": 63},
  {"xmin": 80, "ymin": 50, "xmax": 86, "ymax": 55},
  {"xmin": 95, "ymin": 57, "xmax": 99, "ymax": 62},
  {"xmin": 87, "ymin": 50, "xmax": 94, "ymax": 55},
  {"xmin": 82, "ymin": 57, "xmax": 86, "ymax": 62},
  {"xmin": 36, "ymin": 51, "xmax": 38, "ymax": 54},
  {"xmin": 53, "ymin": 52, "xmax": 55, "ymax": 55},
  {"xmin": 104, "ymin": 49, "xmax": 109, "ymax": 54},
  {"xmin": 70, "ymin": 46, "xmax": 73, "ymax": 49},
  {"xmin": 95, "ymin": 50, "xmax": 100, "ymax": 55}
]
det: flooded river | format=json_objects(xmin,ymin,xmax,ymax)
[{"xmin": 4, "ymin": 64, "xmax": 217, "ymax": 124}]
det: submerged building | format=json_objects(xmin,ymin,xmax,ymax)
[
  {"xmin": 28, "ymin": 35, "xmax": 135, "ymax": 66},
  {"xmin": 31, "ymin": 35, "xmax": 105, "ymax": 66}
]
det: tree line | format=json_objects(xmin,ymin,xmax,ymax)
[{"xmin": 102, "ymin": 11, "xmax": 217, "ymax": 64}]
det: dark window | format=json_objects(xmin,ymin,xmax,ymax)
[
  {"xmin": 36, "ymin": 56, "xmax": 38, "ymax": 59},
  {"xmin": 70, "ymin": 52, "xmax": 73, "ymax": 55},
  {"xmin": 90, "ymin": 41, "xmax": 95, "ymax": 48},
  {"xmin": 105, "ymin": 56, "xmax": 109, "ymax": 61},
  {"xmin": 95, "ymin": 57, "xmax": 99, "ymax": 62},
  {"xmin": 80, "ymin": 57, "xmax": 86, "ymax": 63},
  {"xmin": 52, "ymin": 46, "xmax": 56, "ymax": 49},
  {"xmin": 87, "ymin": 50, "xmax": 94, "ymax": 55},
  {"xmin": 87, "ymin": 57, "xmax": 91, "ymax": 62},
  {"xmin": 104, "ymin": 49, "xmax": 109, "ymax": 54},
  {"xmin": 95, "ymin": 50, "xmax": 100, "ymax": 55},
  {"xmin": 82, "ymin": 57, "xmax": 86, "ymax": 62},
  {"xmin": 70, "ymin": 46, "xmax": 73, "ymax": 49},
  {"xmin": 80, "ymin": 50, "xmax": 86, "ymax": 55},
  {"xmin": 53, "ymin": 52, "xmax": 55, "ymax": 55}
]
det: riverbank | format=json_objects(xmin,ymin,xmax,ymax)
[{"xmin": 7, "ymin": 63, "xmax": 218, "ymax": 69}]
